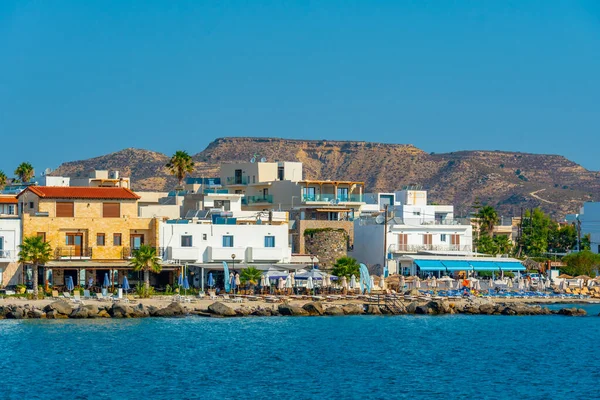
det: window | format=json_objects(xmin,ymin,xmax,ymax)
[
  {"xmin": 451, "ymin": 234, "xmax": 460, "ymax": 247},
  {"xmin": 8, "ymin": 205, "xmax": 15, "ymax": 215},
  {"xmin": 181, "ymin": 235, "xmax": 193, "ymax": 247},
  {"xmin": 202, "ymin": 234, "xmax": 207, "ymax": 240},
  {"xmin": 56, "ymin": 202, "xmax": 74, "ymax": 217},
  {"xmin": 277, "ymin": 166, "xmax": 284, "ymax": 180},
  {"xmin": 252, "ymin": 175, "xmax": 256, "ymax": 184},
  {"xmin": 222, "ymin": 235, "xmax": 234, "ymax": 247},
  {"xmin": 327, "ymin": 212, "xmax": 338, "ymax": 221},
  {"xmin": 413, "ymin": 211, "xmax": 421, "ymax": 216},
  {"xmin": 440, "ymin": 234, "xmax": 447, "ymax": 242},
  {"xmin": 29, "ymin": 202, "xmax": 34, "ymax": 209},
  {"xmin": 97, "ymin": 233, "xmax": 105, "ymax": 246},
  {"xmin": 113, "ymin": 233, "xmax": 122, "ymax": 246},
  {"xmin": 103, "ymin": 203, "xmax": 120, "ymax": 218},
  {"xmin": 264, "ymin": 236, "xmax": 275, "ymax": 248},
  {"xmin": 0, "ymin": 237, "xmax": 3, "ymax": 252},
  {"xmin": 37, "ymin": 232, "xmax": 46, "ymax": 242},
  {"xmin": 302, "ymin": 187, "xmax": 316, "ymax": 201},
  {"xmin": 397, "ymin": 234, "xmax": 408, "ymax": 251},
  {"xmin": 337, "ymin": 187, "xmax": 349, "ymax": 201},
  {"xmin": 423, "ymin": 234, "xmax": 432, "ymax": 245}
]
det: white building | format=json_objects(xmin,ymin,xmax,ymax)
[
  {"xmin": 580, "ymin": 202, "xmax": 600, "ymax": 254},
  {"xmin": 351, "ymin": 189, "xmax": 473, "ymax": 272},
  {"xmin": 0, "ymin": 196, "xmax": 21, "ymax": 287},
  {"xmin": 159, "ymin": 209, "xmax": 295, "ymax": 289}
]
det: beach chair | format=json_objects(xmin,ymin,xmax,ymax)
[
  {"xmin": 72, "ymin": 292, "xmax": 82, "ymax": 303},
  {"xmin": 231, "ymin": 296, "xmax": 243, "ymax": 303},
  {"xmin": 52, "ymin": 290, "xmax": 59, "ymax": 299},
  {"xmin": 63, "ymin": 292, "xmax": 72, "ymax": 299},
  {"xmin": 221, "ymin": 294, "xmax": 232, "ymax": 302},
  {"xmin": 95, "ymin": 293, "xmax": 110, "ymax": 302},
  {"xmin": 126, "ymin": 295, "xmax": 138, "ymax": 304},
  {"xmin": 209, "ymin": 292, "xmax": 218, "ymax": 301},
  {"xmin": 83, "ymin": 290, "xmax": 91, "ymax": 300}
]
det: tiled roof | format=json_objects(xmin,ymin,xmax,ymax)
[
  {"xmin": 17, "ymin": 186, "xmax": 141, "ymax": 200},
  {"xmin": 0, "ymin": 196, "xmax": 18, "ymax": 204}
]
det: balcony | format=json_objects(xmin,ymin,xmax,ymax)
[
  {"xmin": 203, "ymin": 188, "xmax": 229, "ymax": 194},
  {"xmin": 0, "ymin": 250, "xmax": 13, "ymax": 261},
  {"xmin": 242, "ymin": 195, "xmax": 273, "ymax": 205},
  {"xmin": 55, "ymin": 247, "xmax": 92, "ymax": 260},
  {"xmin": 246, "ymin": 247, "xmax": 285, "ymax": 262},
  {"xmin": 207, "ymin": 246, "xmax": 246, "ymax": 262},
  {"xmin": 166, "ymin": 246, "xmax": 200, "ymax": 262},
  {"xmin": 302, "ymin": 194, "xmax": 364, "ymax": 203},
  {"xmin": 388, "ymin": 244, "xmax": 473, "ymax": 253},
  {"xmin": 122, "ymin": 247, "xmax": 165, "ymax": 259},
  {"xmin": 226, "ymin": 176, "xmax": 249, "ymax": 185}
]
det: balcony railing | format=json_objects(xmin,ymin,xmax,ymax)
[
  {"xmin": 242, "ymin": 195, "xmax": 274, "ymax": 205},
  {"xmin": 203, "ymin": 188, "xmax": 229, "ymax": 194},
  {"xmin": 388, "ymin": 244, "xmax": 473, "ymax": 253},
  {"xmin": 226, "ymin": 176, "xmax": 249, "ymax": 185},
  {"xmin": 122, "ymin": 247, "xmax": 165, "ymax": 259},
  {"xmin": 302, "ymin": 194, "xmax": 364, "ymax": 203},
  {"xmin": 0, "ymin": 250, "xmax": 12, "ymax": 259},
  {"xmin": 55, "ymin": 247, "xmax": 93, "ymax": 260}
]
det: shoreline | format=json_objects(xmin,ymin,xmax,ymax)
[{"xmin": 0, "ymin": 296, "xmax": 597, "ymax": 319}]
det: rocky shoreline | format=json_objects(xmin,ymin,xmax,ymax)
[{"xmin": 0, "ymin": 298, "xmax": 594, "ymax": 319}]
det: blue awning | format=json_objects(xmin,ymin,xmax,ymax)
[
  {"xmin": 441, "ymin": 260, "xmax": 472, "ymax": 271},
  {"xmin": 414, "ymin": 259, "xmax": 446, "ymax": 271},
  {"xmin": 497, "ymin": 262, "xmax": 526, "ymax": 271},
  {"xmin": 469, "ymin": 261, "xmax": 500, "ymax": 271}
]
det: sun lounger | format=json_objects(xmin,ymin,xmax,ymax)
[
  {"xmin": 52, "ymin": 290, "xmax": 59, "ymax": 299},
  {"xmin": 72, "ymin": 292, "xmax": 82, "ymax": 303},
  {"xmin": 265, "ymin": 296, "xmax": 280, "ymax": 303},
  {"xmin": 95, "ymin": 293, "xmax": 110, "ymax": 302},
  {"xmin": 231, "ymin": 296, "xmax": 243, "ymax": 303},
  {"xmin": 63, "ymin": 292, "xmax": 71, "ymax": 299},
  {"xmin": 83, "ymin": 290, "xmax": 91, "ymax": 300}
]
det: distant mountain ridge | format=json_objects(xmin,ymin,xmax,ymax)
[{"xmin": 52, "ymin": 137, "xmax": 600, "ymax": 218}]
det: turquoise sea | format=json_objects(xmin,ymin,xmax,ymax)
[{"xmin": 2, "ymin": 304, "xmax": 600, "ymax": 400}]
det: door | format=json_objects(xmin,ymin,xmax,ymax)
[
  {"xmin": 451, "ymin": 234, "xmax": 460, "ymax": 250},
  {"xmin": 66, "ymin": 233, "xmax": 83, "ymax": 256},
  {"xmin": 262, "ymin": 188, "xmax": 269, "ymax": 199},
  {"xmin": 234, "ymin": 169, "xmax": 242, "ymax": 184},
  {"xmin": 398, "ymin": 234, "xmax": 408, "ymax": 252},
  {"xmin": 131, "ymin": 234, "xmax": 144, "ymax": 250}
]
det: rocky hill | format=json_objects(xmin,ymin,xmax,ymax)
[{"xmin": 52, "ymin": 137, "xmax": 600, "ymax": 218}]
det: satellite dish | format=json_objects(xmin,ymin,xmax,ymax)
[
  {"xmin": 375, "ymin": 215, "xmax": 385, "ymax": 224},
  {"xmin": 260, "ymin": 157, "xmax": 267, "ymax": 163},
  {"xmin": 334, "ymin": 198, "xmax": 340, "ymax": 205},
  {"xmin": 250, "ymin": 157, "xmax": 256, "ymax": 163}
]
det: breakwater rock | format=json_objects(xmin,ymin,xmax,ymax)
[{"xmin": 0, "ymin": 300, "xmax": 593, "ymax": 319}]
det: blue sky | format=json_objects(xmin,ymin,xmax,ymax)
[{"xmin": 1, "ymin": 1, "xmax": 599, "ymax": 176}]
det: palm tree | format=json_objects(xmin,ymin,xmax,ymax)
[
  {"xmin": 240, "ymin": 267, "xmax": 262, "ymax": 285},
  {"xmin": 332, "ymin": 256, "xmax": 360, "ymax": 279},
  {"xmin": 129, "ymin": 244, "xmax": 162, "ymax": 290},
  {"xmin": 14, "ymin": 162, "xmax": 35, "ymax": 184},
  {"xmin": 18, "ymin": 235, "xmax": 52, "ymax": 297},
  {"xmin": 475, "ymin": 205, "xmax": 499, "ymax": 237},
  {"xmin": 0, "ymin": 170, "xmax": 7, "ymax": 191},
  {"xmin": 166, "ymin": 151, "xmax": 195, "ymax": 189},
  {"xmin": 493, "ymin": 235, "xmax": 513, "ymax": 255}
]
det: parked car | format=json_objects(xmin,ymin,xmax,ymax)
[{"xmin": 526, "ymin": 273, "xmax": 540, "ymax": 283}]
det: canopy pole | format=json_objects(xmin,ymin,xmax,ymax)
[{"xmin": 201, "ymin": 267, "xmax": 204, "ymax": 292}]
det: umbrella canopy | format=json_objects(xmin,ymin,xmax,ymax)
[
  {"xmin": 235, "ymin": 273, "xmax": 241, "ymax": 286},
  {"xmin": 588, "ymin": 279, "xmax": 595, "ymax": 288},
  {"xmin": 431, "ymin": 277, "xmax": 437, "ymax": 288},
  {"xmin": 380, "ymin": 274, "xmax": 387, "ymax": 290},
  {"xmin": 122, "ymin": 276, "xmax": 130, "ymax": 291},
  {"xmin": 369, "ymin": 275, "xmax": 375, "ymax": 291},
  {"xmin": 295, "ymin": 270, "xmax": 327, "ymax": 280},
  {"xmin": 260, "ymin": 274, "xmax": 267, "ymax": 288},
  {"xmin": 103, "ymin": 273, "xmax": 110, "ymax": 288},
  {"xmin": 575, "ymin": 275, "xmax": 592, "ymax": 281},
  {"xmin": 178, "ymin": 273, "xmax": 183, "ymax": 287},
  {"xmin": 291, "ymin": 272, "xmax": 296, "ymax": 286},
  {"xmin": 307, "ymin": 276, "xmax": 314, "ymax": 289},
  {"xmin": 183, "ymin": 276, "xmax": 190, "ymax": 290},
  {"xmin": 400, "ymin": 275, "xmax": 406, "ymax": 288},
  {"xmin": 321, "ymin": 274, "xmax": 329, "ymax": 288},
  {"xmin": 415, "ymin": 277, "xmax": 421, "ymax": 289},
  {"xmin": 285, "ymin": 273, "xmax": 293, "ymax": 289},
  {"xmin": 207, "ymin": 272, "xmax": 215, "ymax": 288},
  {"xmin": 66, "ymin": 276, "xmax": 74, "ymax": 292},
  {"xmin": 350, "ymin": 275, "xmax": 357, "ymax": 289},
  {"xmin": 341, "ymin": 276, "xmax": 348, "ymax": 289},
  {"xmin": 230, "ymin": 274, "xmax": 237, "ymax": 291},
  {"xmin": 557, "ymin": 274, "xmax": 573, "ymax": 279},
  {"xmin": 278, "ymin": 277, "xmax": 285, "ymax": 290}
]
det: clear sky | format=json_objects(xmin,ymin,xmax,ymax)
[{"xmin": 1, "ymin": 1, "xmax": 599, "ymax": 177}]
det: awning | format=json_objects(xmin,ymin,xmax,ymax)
[
  {"xmin": 441, "ymin": 260, "xmax": 472, "ymax": 271},
  {"xmin": 469, "ymin": 261, "xmax": 500, "ymax": 271},
  {"xmin": 315, "ymin": 208, "xmax": 352, "ymax": 212},
  {"xmin": 414, "ymin": 259, "xmax": 446, "ymax": 271},
  {"xmin": 497, "ymin": 261, "xmax": 526, "ymax": 271}
]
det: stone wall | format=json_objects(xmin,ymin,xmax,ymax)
[
  {"xmin": 303, "ymin": 228, "xmax": 349, "ymax": 270},
  {"xmin": 1, "ymin": 262, "xmax": 21, "ymax": 287},
  {"xmin": 293, "ymin": 219, "xmax": 354, "ymax": 254}
]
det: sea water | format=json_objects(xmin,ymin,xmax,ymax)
[{"xmin": 1, "ymin": 305, "xmax": 599, "ymax": 400}]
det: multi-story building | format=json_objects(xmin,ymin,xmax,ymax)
[
  {"xmin": 17, "ymin": 186, "xmax": 167, "ymax": 290},
  {"xmin": 160, "ymin": 208, "xmax": 293, "ymax": 290},
  {"xmin": 351, "ymin": 189, "xmax": 473, "ymax": 272},
  {"xmin": 44, "ymin": 169, "xmax": 131, "ymax": 188},
  {"xmin": 0, "ymin": 196, "xmax": 21, "ymax": 287},
  {"xmin": 580, "ymin": 202, "xmax": 600, "ymax": 254}
]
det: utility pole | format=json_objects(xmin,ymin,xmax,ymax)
[
  {"xmin": 383, "ymin": 204, "xmax": 388, "ymax": 276},
  {"xmin": 576, "ymin": 217, "xmax": 582, "ymax": 252}
]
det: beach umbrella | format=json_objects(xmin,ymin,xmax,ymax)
[
  {"xmin": 66, "ymin": 276, "xmax": 74, "ymax": 293},
  {"xmin": 122, "ymin": 276, "xmax": 130, "ymax": 295},
  {"xmin": 588, "ymin": 279, "xmax": 594, "ymax": 288},
  {"xmin": 208, "ymin": 272, "xmax": 215, "ymax": 288},
  {"xmin": 321, "ymin": 273, "xmax": 329, "ymax": 288},
  {"xmin": 285, "ymin": 273, "xmax": 293, "ymax": 289},
  {"xmin": 400, "ymin": 275, "xmax": 406, "ymax": 290},
  {"xmin": 178, "ymin": 273, "xmax": 183, "ymax": 287},
  {"xmin": 278, "ymin": 277, "xmax": 285, "ymax": 290},
  {"xmin": 291, "ymin": 272, "xmax": 296, "ymax": 286},
  {"xmin": 183, "ymin": 276, "xmax": 190, "ymax": 293},
  {"xmin": 350, "ymin": 275, "xmax": 357, "ymax": 289},
  {"xmin": 230, "ymin": 274, "xmax": 237, "ymax": 292},
  {"xmin": 341, "ymin": 276, "xmax": 348, "ymax": 290},
  {"xmin": 259, "ymin": 274, "xmax": 266, "ymax": 288},
  {"xmin": 103, "ymin": 273, "xmax": 110, "ymax": 288},
  {"xmin": 380, "ymin": 274, "xmax": 387, "ymax": 290},
  {"xmin": 579, "ymin": 279, "xmax": 584, "ymax": 289},
  {"xmin": 431, "ymin": 277, "xmax": 437, "ymax": 289},
  {"xmin": 235, "ymin": 273, "xmax": 241, "ymax": 286},
  {"xmin": 307, "ymin": 276, "xmax": 314, "ymax": 290},
  {"xmin": 415, "ymin": 277, "xmax": 421, "ymax": 289},
  {"xmin": 489, "ymin": 279, "xmax": 494, "ymax": 290}
]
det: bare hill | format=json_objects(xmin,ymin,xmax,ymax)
[{"xmin": 52, "ymin": 138, "xmax": 600, "ymax": 217}]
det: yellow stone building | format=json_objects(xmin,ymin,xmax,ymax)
[{"xmin": 18, "ymin": 186, "xmax": 171, "ymax": 291}]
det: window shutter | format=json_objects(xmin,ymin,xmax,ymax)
[
  {"xmin": 56, "ymin": 202, "xmax": 74, "ymax": 217},
  {"xmin": 103, "ymin": 203, "xmax": 120, "ymax": 218}
]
